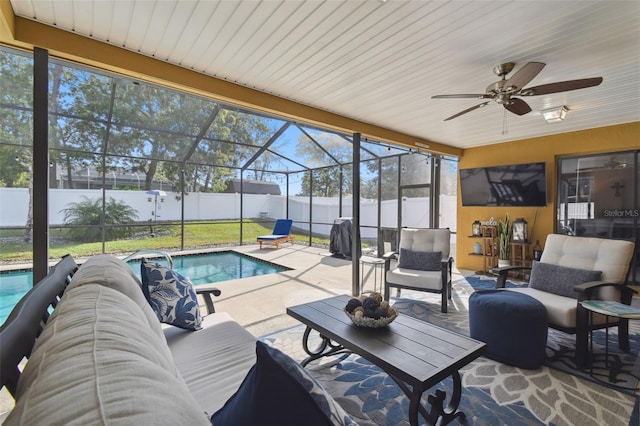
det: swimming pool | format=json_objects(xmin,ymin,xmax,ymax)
[
  {"xmin": 0, "ymin": 251, "xmax": 289, "ymax": 324},
  {"xmin": 134, "ymin": 251, "xmax": 290, "ymax": 285}
]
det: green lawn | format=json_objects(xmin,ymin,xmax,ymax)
[{"xmin": 0, "ymin": 220, "xmax": 339, "ymax": 263}]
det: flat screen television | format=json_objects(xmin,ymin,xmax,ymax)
[{"xmin": 459, "ymin": 162, "xmax": 547, "ymax": 206}]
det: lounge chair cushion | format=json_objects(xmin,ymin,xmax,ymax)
[
  {"xmin": 141, "ymin": 259, "xmax": 203, "ymax": 330},
  {"xmin": 211, "ymin": 341, "xmax": 356, "ymax": 426},
  {"xmin": 398, "ymin": 249, "xmax": 441, "ymax": 271},
  {"xmin": 528, "ymin": 260, "xmax": 602, "ymax": 299},
  {"xmin": 256, "ymin": 234, "xmax": 289, "ymax": 241}
]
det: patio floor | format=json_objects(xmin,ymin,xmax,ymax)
[
  {"xmin": 201, "ymin": 244, "xmax": 470, "ymax": 337},
  {"xmin": 0, "ymin": 244, "xmax": 471, "ymax": 421}
]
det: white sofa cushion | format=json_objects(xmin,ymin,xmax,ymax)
[
  {"xmin": 386, "ymin": 268, "xmax": 443, "ymax": 290},
  {"xmin": 541, "ymin": 234, "xmax": 634, "ymax": 284},
  {"xmin": 5, "ymin": 284, "xmax": 210, "ymax": 425},
  {"xmin": 398, "ymin": 228, "xmax": 450, "ymax": 258},
  {"xmin": 386, "ymin": 228, "xmax": 450, "ymax": 291},
  {"xmin": 508, "ymin": 287, "xmax": 610, "ymax": 328},
  {"xmin": 164, "ymin": 312, "xmax": 257, "ymax": 415}
]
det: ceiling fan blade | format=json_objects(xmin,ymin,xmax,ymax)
[
  {"xmin": 518, "ymin": 77, "xmax": 603, "ymax": 96},
  {"xmin": 431, "ymin": 94, "xmax": 489, "ymax": 99},
  {"xmin": 444, "ymin": 101, "xmax": 491, "ymax": 121},
  {"xmin": 505, "ymin": 62, "xmax": 545, "ymax": 90},
  {"xmin": 504, "ymin": 98, "xmax": 531, "ymax": 115}
]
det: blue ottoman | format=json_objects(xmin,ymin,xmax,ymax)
[{"xmin": 469, "ymin": 290, "xmax": 548, "ymax": 369}]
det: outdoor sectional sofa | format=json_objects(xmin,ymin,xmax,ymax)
[{"xmin": 0, "ymin": 254, "xmax": 355, "ymax": 425}]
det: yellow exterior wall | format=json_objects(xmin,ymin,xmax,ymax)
[{"xmin": 456, "ymin": 121, "xmax": 640, "ymax": 271}]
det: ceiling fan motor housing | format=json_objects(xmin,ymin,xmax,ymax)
[
  {"xmin": 492, "ymin": 62, "xmax": 515, "ymax": 77},
  {"xmin": 486, "ymin": 81, "xmax": 517, "ymax": 104}
]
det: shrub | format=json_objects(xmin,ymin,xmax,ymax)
[{"xmin": 61, "ymin": 196, "xmax": 139, "ymax": 242}]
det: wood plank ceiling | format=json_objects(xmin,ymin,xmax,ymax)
[{"xmin": 8, "ymin": 0, "xmax": 640, "ymax": 150}]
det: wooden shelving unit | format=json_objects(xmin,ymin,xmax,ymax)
[
  {"xmin": 509, "ymin": 242, "xmax": 531, "ymax": 279},
  {"xmin": 469, "ymin": 225, "xmax": 498, "ymax": 274}
]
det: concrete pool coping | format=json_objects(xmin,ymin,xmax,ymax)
[{"xmin": 1, "ymin": 244, "xmax": 467, "ymax": 336}]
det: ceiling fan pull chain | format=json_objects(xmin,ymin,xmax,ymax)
[{"xmin": 502, "ymin": 108, "xmax": 509, "ymax": 135}]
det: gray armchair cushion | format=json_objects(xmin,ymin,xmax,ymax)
[
  {"xmin": 398, "ymin": 249, "xmax": 441, "ymax": 271},
  {"xmin": 528, "ymin": 261, "xmax": 602, "ymax": 299}
]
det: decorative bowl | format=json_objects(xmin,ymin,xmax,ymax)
[{"xmin": 344, "ymin": 309, "xmax": 398, "ymax": 328}]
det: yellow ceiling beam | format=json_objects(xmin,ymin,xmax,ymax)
[
  {"xmin": 0, "ymin": 0, "xmax": 15, "ymax": 43},
  {"xmin": 8, "ymin": 16, "xmax": 460, "ymax": 157}
]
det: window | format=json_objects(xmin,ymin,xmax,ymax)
[{"xmin": 557, "ymin": 151, "xmax": 639, "ymax": 284}]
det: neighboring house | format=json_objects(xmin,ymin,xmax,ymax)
[{"xmin": 222, "ymin": 179, "xmax": 281, "ymax": 195}]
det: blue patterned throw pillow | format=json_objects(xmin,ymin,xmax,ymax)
[
  {"xmin": 211, "ymin": 341, "xmax": 357, "ymax": 426},
  {"xmin": 141, "ymin": 259, "xmax": 202, "ymax": 330}
]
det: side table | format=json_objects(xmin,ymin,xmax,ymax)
[
  {"xmin": 580, "ymin": 300, "xmax": 640, "ymax": 389},
  {"xmin": 360, "ymin": 256, "xmax": 385, "ymax": 294}
]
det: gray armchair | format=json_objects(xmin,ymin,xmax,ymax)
[
  {"xmin": 383, "ymin": 228, "xmax": 453, "ymax": 313},
  {"xmin": 495, "ymin": 234, "xmax": 636, "ymax": 368}
]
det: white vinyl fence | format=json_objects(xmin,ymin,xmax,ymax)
[{"xmin": 0, "ymin": 188, "xmax": 457, "ymax": 238}]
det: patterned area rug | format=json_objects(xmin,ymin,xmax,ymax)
[
  {"xmin": 260, "ymin": 276, "xmax": 640, "ymax": 426},
  {"xmin": 462, "ymin": 275, "xmax": 640, "ymax": 392}
]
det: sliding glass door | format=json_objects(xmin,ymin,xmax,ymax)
[{"xmin": 557, "ymin": 151, "xmax": 639, "ymax": 284}]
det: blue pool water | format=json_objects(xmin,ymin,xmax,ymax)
[
  {"xmin": 0, "ymin": 269, "xmax": 32, "ymax": 327},
  {"xmin": 135, "ymin": 251, "xmax": 289, "ymax": 285},
  {"xmin": 0, "ymin": 251, "xmax": 288, "ymax": 325}
]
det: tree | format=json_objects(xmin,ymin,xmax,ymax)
[
  {"xmin": 298, "ymin": 167, "xmax": 347, "ymax": 197},
  {"xmin": 295, "ymin": 132, "xmax": 352, "ymax": 196},
  {"xmin": 61, "ymin": 196, "xmax": 139, "ymax": 242},
  {"xmin": 0, "ymin": 145, "xmax": 30, "ymax": 187},
  {"xmin": 0, "ymin": 51, "xmax": 35, "ymax": 240},
  {"xmin": 362, "ymin": 156, "xmax": 399, "ymax": 200}
]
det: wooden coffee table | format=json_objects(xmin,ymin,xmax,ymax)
[{"xmin": 286, "ymin": 295, "xmax": 486, "ymax": 426}]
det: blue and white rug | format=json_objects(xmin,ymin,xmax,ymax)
[
  {"xmin": 261, "ymin": 276, "xmax": 639, "ymax": 426},
  {"xmin": 460, "ymin": 274, "xmax": 640, "ymax": 393}
]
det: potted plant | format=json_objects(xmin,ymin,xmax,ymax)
[{"xmin": 497, "ymin": 213, "xmax": 512, "ymax": 267}]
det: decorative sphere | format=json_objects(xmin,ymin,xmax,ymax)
[
  {"xmin": 371, "ymin": 306, "xmax": 388, "ymax": 319},
  {"xmin": 345, "ymin": 298, "xmax": 362, "ymax": 313},
  {"xmin": 370, "ymin": 293, "xmax": 383, "ymax": 304},
  {"xmin": 362, "ymin": 297, "xmax": 379, "ymax": 311}
]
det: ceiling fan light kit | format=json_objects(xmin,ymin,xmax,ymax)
[
  {"xmin": 431, "ymin": 62, "xmax": 603, "ymax": 121},
  {"xmin": 541, "ymin": 106, "xmax": 568, "ymax": 123}
]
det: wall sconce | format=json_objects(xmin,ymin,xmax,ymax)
[
  {"xmin": 472, "ymin": 220, "xmax": 481, "ymax": 237},
  {"xmin": 541, "ymin": 106, "xmax": 568, "ymax": 123}
]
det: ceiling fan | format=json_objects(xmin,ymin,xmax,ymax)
[{"xmin": 431, "ymin": 62, "xmax": 603, "ymax": 121}]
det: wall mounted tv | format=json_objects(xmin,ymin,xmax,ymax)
[{"xmin": 460, "ymin": 162, "xmax": 547, "ymax": 206}]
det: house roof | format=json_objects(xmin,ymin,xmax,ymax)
[
  {"xmin": 223, "ymin": 179, "xmax": 281, "ymax": 195},
  {"xmin": 2, "ymin": 1, "xmax": 639, "ymax": 151}
]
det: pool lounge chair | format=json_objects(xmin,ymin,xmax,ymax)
[{"xmin": 257, "ymin": 219, "xmax": 295, "ymax": 249}]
